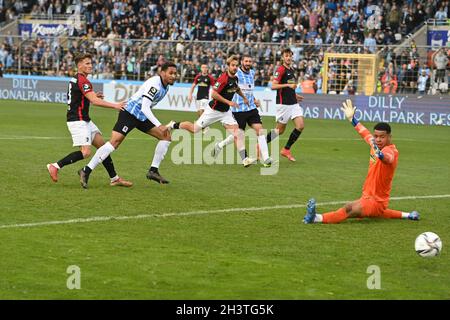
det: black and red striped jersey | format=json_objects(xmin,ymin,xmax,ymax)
[
  {"xmin": 209, "ymin": 72, "xmax": 239, "ymax": 112},
  {"xmin": 193, "ymin": 73, "xmax": 215, "ymax": 100},
  {"xmin": 66, "ymin": 73, "xmax": 93, "ymax": 122},
  {"xmin": 274, "ymin": 65, "xmax": 297, "ymax": 105}
]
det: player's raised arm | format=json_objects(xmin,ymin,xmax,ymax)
[
  {"xmin": 85, "ymin": 91, "xmax": 125, "ymax": 111},
  {"xmin": 341, "ymin": 99, "xmax": 373, "ymax": 145}
]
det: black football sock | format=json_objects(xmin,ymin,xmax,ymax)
[
  {"xmin": 284, "ymin": 128, "xmax": 302, "ymax": 150},
  {"xmin": 150, "ymin": 166, "xmax": 158, "ymax": 173},
  {"xmin": 56, "ymin": 151, "xmax": 84, "ymax": 169},
  {"xmin": 83, "ymin": 165, "xmax": 92, "ymax": 175},
  {"xmin": 102, "ymin": 156, "xmax": 117, "ymax": 179},
  {"xmin": 266, "ymin": 130, "xmax": 278, "ymax": 144},
  {"xmin": 239, "ymin": 149, "xmax": 248, "ymax": 160}
]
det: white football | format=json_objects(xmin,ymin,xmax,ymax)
[{"xmin": 415, "ymin": 232, "xmax": 442, "ymax": 257}]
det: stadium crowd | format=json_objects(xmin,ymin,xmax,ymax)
[{"xmin": 0, "ymin": 0, "xmax": 449, "ymax": 94}]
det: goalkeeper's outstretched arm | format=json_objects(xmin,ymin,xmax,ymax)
[{"xmin": 341, "ymin": 99, "xmax": 373, "ymax": 145}]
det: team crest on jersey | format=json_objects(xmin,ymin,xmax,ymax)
[
  {"xmin": 83, "ymin": 84, "xmax": 91, "ymax": 92},
  {"xmin": 148, "ymin": 87, "xmax": 158, "ymax": 98}
]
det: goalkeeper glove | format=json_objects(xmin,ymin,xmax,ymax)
[
  {"xmin": 371, "ymin": 138, "xmax": 384, "ymax": 160},
  {"xmin": 341, "ymin": 99, "xmax": 358, "ymax": 126}
]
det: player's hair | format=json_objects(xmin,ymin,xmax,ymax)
[
  {"xmin": 241, "ymin": 54, "xmax": 252, "ymax": 61},
  {"xmin": 281, "ymin": 48, "xmax": 293, "ymax": 56},
  {"xmin": 226, "ymin": 55, "xmax": 239, "ymax": 65},
  {"xmin": 74, "ymin": 53, "xmax": 92, "ymax": 65},
  {"xmin": 374, "ymin": 122, "xmax": 391, "ymax": 134},
  {"xmin": 161, "ymin": 61, "xmax": 177, "ymax": 71}
]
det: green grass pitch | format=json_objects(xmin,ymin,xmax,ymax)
[{"xmin": 0, "ymin": 100, "xmax": 449, "ymax": 299}]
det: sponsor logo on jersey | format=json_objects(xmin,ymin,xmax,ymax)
[
  {"xmin": 83, "ymin": 84, "xmax": 91, "ymax": 92},
  {"xmin": 148, "ymin": 87, "xmax": 158, "ymax": 98}
]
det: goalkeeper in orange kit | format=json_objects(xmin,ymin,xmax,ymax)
[{"xmin": 303, "ymin": 99, "xmax": 420, "ymax": 224}]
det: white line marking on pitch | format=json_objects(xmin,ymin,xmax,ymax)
[
  {"xmin": 0, "ymin": 194, "xmax": 449, "ymax": 230},
  {"xmin": 0, "ymin": 135, "xmax": 444, "ymax": 142}
]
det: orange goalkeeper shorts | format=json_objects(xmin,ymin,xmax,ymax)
[{"xmin": 359, "ymin": 196, "xmax": 387, "ymax": 218}]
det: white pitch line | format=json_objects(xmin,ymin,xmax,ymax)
[
  {"xmin": 0, "ymin": 194, "xmax": 449, "ymax": 230},
  {"xmin": 0, "ymin": 135, "xmax": 446, "ymax": 143}
]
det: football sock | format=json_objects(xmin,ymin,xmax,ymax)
[
  {"xmin": 266, "ymin": 130, "xmax": 278, "ymax": 144},
  {"xmin": 257, "ymin": 134, "xmax": 269, "ymax": 161},
  {"xmin": 381, "ymin": 209, "xmax": 403, "ymax": 219},
  {"xmin": 56, "ymin": 151, "xmax": 84, "ymax": 169},
  {"xmin": 86, "ymin": 142, "xmax": 115, "ymax": 172},
  {"xmin": 284, "ymin": 128, "xmax": 302, "ymax": 150},
  {"xmin": 102, "ymin": 156, "xmax": 117, "ymax": 179},
  {"xmin": 239, "ymin": 149, "xmax": 247, "ymax": 161},
  {"xmin": 322, "ymin": 208, "xmax": 348, "ymax": 224},
  {"xmin": 218, "ymin": 134, "xmax": 234, "ymax": 149},
  {"xmin": 151, "ymin": 140, "xmax": 171, "ymax": 169}
]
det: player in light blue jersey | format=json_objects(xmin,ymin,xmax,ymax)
[
  {"xmin": 78, "ymin": 62, "xmax": 177, "ymax": 188},
  {"xmin": 214, "ymin": 54, "xmax": 272, "ymax": 166}
]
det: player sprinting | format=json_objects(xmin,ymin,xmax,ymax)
[
  {"xmin": 303, "ymin": 99, "xmax": 420, "ymax": 224},
  {"xmin": 167, "ymin": 55, "xmax": 257, "ymax": 167},
  {"xmin": 266, "ymin": 48, "xmax": 305, "ymax": 162},
  {"xmin": 213, "ymin": 54, "xmax": 273, "ymax": 167},
  {"xmin": 78, "ymin": 62, "xmax": 178, "ymax": 188},
  {"xmin": 188, "ymin": 64, "xmax": 215, "ymax": 118},
  {"xmin": 46, "ymin": 53, "xmax": 132, "ymax": 187}
]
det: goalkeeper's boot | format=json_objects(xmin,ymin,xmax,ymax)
[
  {"xmin": 303, "ymin": 198, "xmax": 317, "ymax": 224},
  {"xmin": 408, "ymin": 211, "xmax": 420, "ymax": 221},
  {"xmin": 280, "ymin": 147, "xmax": 296, "ymax": 162},
  {"xmin": 46, "ymin": 163, "xmax": 59, "ymax": 182}
]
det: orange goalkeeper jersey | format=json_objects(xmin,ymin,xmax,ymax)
[{"xmin": 354, "ymin": 123, "xmax": 399, "ymax": 205}]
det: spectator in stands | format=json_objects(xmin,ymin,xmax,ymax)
[
  {"xmin": 417, "ymin": 69, "xmax": 430, "ymax": 96},
  {"xmin": 432, "ymin": 48, "xmax": 449, "ymax": 93},
  {"xmin": 381, "ymin": 63, "xmax": 398, "ymax": 94},
  {"xmin": 300, "ymin": 74, "xmax": 317, "ymax": 94}
]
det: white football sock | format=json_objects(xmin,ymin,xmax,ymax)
[
  {"xmin": 257, "ymin": 134, "xmax": 270, "ymax": 161},
  {"xmin": 401, "ymin": 212, "xmax": 409, "ymax": 219},
  {"xmin": 87, "ymin": 142, "xmax": 115, "ymax": 171},
  {"xmin": 218, "ymin": 134, "xmax": 234, "ymax": 149},
  {"xmin": 314, "ymin": 214, "xmax": 323, "ymax": 223},
  {"xmin": 151, "ymin": 140, "xmax": 171, "ymax": 168}
]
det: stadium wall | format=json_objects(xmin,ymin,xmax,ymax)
[{"xmin": 1, "ymin": 75, "xmax": 449, "ymax": 126}]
